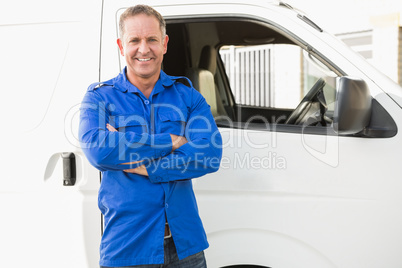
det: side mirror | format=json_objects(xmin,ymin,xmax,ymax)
[{"xmin": 333, "ymin": 77, "xmax": 372, "ymax": 135}]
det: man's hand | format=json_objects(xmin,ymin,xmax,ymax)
[
  {"xmin": 106, "ymin": 123, "xmax": 118, "ymax": 132},
  {"xmin": 123, "ymin": 165, "xmax": 148, "ymax": 176},
  {"xmin": 108, "ymin": 123, "xmax": 187, "ymax": 151},
  {"xmin": 122, "ymin": 134, "xmax": 187, "ymax": 176},
  {"xmin": 106, "ymin": 124, "xmax": 186, "ymax": 175},
  {"xmin": 170, "ymin": 134, "xmax": 188, "ymax": 151},
  {"xmin": 106, "ymin": 123, "xmax": 147, "ymax": 175}
]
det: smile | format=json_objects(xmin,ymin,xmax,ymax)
[{"xmin": 137, "ymin": 58, "xmax": 152, "ymax": 62}]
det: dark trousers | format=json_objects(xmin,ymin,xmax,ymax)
[{"xmin": 100, "ymin": 237, "xmax": 207, "ymax": 268}]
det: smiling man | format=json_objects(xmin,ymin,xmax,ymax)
[
  {"xmin": 79, "ymin": 4, "xmax": 222, "ymax": 268},
  {"xmin": 117, "ymin": 9, "xmax": 168, "ymax": 98}
]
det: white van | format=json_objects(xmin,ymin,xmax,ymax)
[{"xmin": 2, "ymin": 0, "xmax": 402, "ymax": 267}]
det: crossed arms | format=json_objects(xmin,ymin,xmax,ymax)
[
  {"xmin": 79, "ymin": 89, "xmax": 222, "ymax": 183},
  {"xmin": 106, "ymin": 123, "xmax": 188, "ymax": 176}
]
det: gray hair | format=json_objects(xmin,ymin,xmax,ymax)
[{"xmin": 119, "ymin": 5, "xmax": 166, "ymax": 38}]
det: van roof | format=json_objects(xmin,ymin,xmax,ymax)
[{"xmin": 147, "ymin": 0, "xmax": 280, "ymax": 6}]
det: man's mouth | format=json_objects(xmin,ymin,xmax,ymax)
[{"xmin": 137, "ymin": 58, "xmax": 152, "ymax": 62}]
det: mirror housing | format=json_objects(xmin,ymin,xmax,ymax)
[{"xmin": 333, "ymin": 77, "xmax": 372, "ymax": 135}]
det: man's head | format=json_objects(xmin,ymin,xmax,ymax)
[
  {"xmin": 117, "ymin": 5, "xmax": 169, "ymax": 86},
  {"xmin": 119, "ymin": 5, "xmax": 166, "ymax": 39}
]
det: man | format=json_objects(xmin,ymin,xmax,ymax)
[{"xmin": 79, "ymin": 4, "xmax": 222, "ymax": 268}]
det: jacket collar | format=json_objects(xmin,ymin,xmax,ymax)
[{"xmin": 112, "ymin": 67, "xmax": 174, "ymax": 94}]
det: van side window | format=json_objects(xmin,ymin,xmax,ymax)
[
  {"xmin": 218, "ymin": 43, "xmax": 338, "ymax": 125},
  {"xmin": 220, "ymin": 44, "xmax": 337, "ymax": 110},
  {"xmin": 164, "ymin": 19, "xmax": 341, "ymax": 132}
]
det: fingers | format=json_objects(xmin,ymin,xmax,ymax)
[
  {"xmin": 123, "ymin": 169, "xmax": 136, "ymax": 173},
  {"xmin": 120, "ymin": 160, "xmax": 144, "ymax": 165},
  {"xmin": 170, "ymin": 134, "xmax": 188, "ymax": 151},
  {"xmin": 123, "ymin": 165, "xmax": 148, "ymax": 176},
  {"xmin": 106, "ymin": 123, "xmax": 118, "ymax": 132}
]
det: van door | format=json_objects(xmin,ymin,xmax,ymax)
[
  {"xmin": 1, "ymin": 1, "xmax": 103, "ymax": 267},
  {"xmin": 177, "ymin": 8, "xmax": 402, "ymax": 268}
]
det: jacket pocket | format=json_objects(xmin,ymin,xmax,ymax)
[
  {"xmin": 158, "ymin": 111, "xmax": 187, "ymax": 135},
  {"xmin": 112, "ymin": 114, "xmax": 148, "ymax": 134}
]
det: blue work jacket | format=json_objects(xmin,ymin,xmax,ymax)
[{"xmin": 79, "ymin": 68, "xmax": 222, "ymax": 267}]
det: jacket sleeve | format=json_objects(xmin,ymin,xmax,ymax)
[
  {"xmin": 146, "ymin": 89, "xmax": 222, "ymax": 183},
  {"xmin": 79, "ymin": 90, "xmax": 172, "ymax": 171}
]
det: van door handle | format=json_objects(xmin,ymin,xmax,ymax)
[{"xmin": 61, "ymin": 152, "xmax": 76, "ymax": 186}]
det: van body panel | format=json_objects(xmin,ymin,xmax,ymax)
[{"xmin": 1, "ymin": 0, "xmax": 103, "ymax": 266}]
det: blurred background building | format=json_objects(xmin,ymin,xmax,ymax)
[{"xmin": 287, "ymin": 0, "xmax": 402, "ymax": 86}]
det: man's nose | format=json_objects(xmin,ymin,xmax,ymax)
[{"xmin": 138, "ymin": 40, "xmax": 150, "ymax": 54}]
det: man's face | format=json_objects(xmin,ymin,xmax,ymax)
[{"xmin": 118, "ymin": 14, "xmax": 168, "ymax": 83}]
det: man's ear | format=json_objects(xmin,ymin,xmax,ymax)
[
  {"xmin": 117, "ymin": 38, "xmax": 124, "ymax": 56},
  {"xmin": 163, "ymin": 35, "xmax": 169, "ymax": 54}
]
